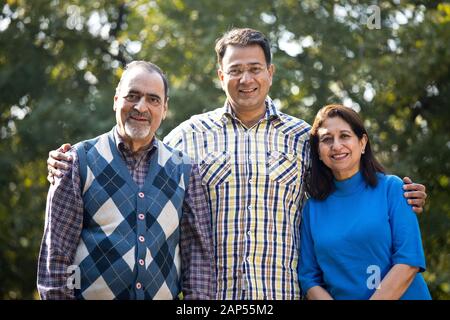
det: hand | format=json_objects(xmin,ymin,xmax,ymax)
[
  {"xmin": 47, "ymin": 143, "xmax": 73, "ymax": 184},
  {"xmin": 402, "ymin": 177, "xmax": 427, "ymax": 214}
]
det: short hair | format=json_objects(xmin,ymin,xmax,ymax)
[
  {"xmin": 306, "ymin": 104, "xmax": 385, "ymax": 200},
  {"xmin": 215, "ymin": 28, "xmax": 272, "ymax": 66},
  {"xmin": 115, "ymin": 60, "xmax": 169, "ymax": 101}
]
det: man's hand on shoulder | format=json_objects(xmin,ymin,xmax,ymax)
[
  {"xmin": 402, "ymin": 176, "xmax": 427, "ymax": 214},
  {"xmin": 47, "ymin": 143, "xmax": 73, "ymax": 184}
]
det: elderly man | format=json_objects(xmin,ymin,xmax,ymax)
[
  {"xmin": 46, "ymin": 29, "xmax": 427, "ymax": 300},
  {"xmin": 37, "ymin": 61, "xmax": 214, "ymax": 300}
]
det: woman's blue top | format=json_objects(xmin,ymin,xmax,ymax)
[{"xmin": 299, "ymin": 171, "xmax": 431, "ymax": 299}]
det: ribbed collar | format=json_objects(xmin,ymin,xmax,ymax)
[{"xmin": 333, "ymin": 171, "xmax": 367, "ymax": 196}]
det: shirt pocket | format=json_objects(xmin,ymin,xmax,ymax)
[
  {"xmin": 199, "ymin": 151, "xmax": 232, "ymax": 186},
  {"xmin": 267, "ymin": 150, "xmax": 299, "ymax": 185}
]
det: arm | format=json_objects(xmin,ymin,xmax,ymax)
[
  {"xmin": 370, "ymin": 264, "xmax": 419, "ymax": 300},
  {"xmin": 37, "ymin": 149, "xmax": 83, "ymax": 299},
  {"xmin": 180, "ymin": 164, "xmax": 216, "ymax": 300},
  {"xmin": 369, "ymin": 176, "xmax": 427, "ymax": 300},
  {"xmin": 47, "ymin": 143, "xmax": 73, "ymax": 184},
  {"xmin": 402, "ymin": 177, "xmax": 427, "ymax": 214},
  {"xmin": 307, "ymin": 286, "xmax": 334, "ymax": 300},
  {"xmin": 298, "ymin": 201, "xmax": 333, "ymax": 300}
]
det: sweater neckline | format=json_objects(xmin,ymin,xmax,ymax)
[{"xmin": 333, "ymin": 171, "xmax": 367, "ymax": 196}]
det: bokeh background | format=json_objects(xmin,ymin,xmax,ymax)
[{"xmin": 0, "ymin": 0, "xmax": 449, "ymax": 299}]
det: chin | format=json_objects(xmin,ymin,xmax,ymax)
[{"xmin": 125, "ymin": 126, "xmax": 151, "ymax": 140}]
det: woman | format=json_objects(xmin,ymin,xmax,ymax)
[{"xmin": 299, "ymin": 104, "xmax": 431, "ymax": 300}]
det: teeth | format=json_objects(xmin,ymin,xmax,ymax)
[{"xmin": 332, "ymin": 154, "xmax": 348, "ymax": 160}]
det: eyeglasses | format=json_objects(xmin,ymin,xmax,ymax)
[
  {"xmin": 123, "ymin": 92, "xmax": 163, "ymax": 107},
  {"xmin": 223, "ymin": 64, "xmax": 268, "ymax": 78}
]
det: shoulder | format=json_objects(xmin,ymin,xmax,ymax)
[
  {"xmin": 73, "ymin": 131, "xmax": 112, "ymax": 153},
  {"xmin": 302, "ymin": 196, "xmax": 322, "ymax": 215},
  {"xmin": 277, "ymin": 111, "xmax": 311, "ymax": 138},
  {"xmin": 375, "ymin": 173, "xmax": 407, "ymax": 203},
  {"xmin": 301, "ymin": 197, "xmax": 325, "ymax": 226},
  {"xmin": 158, "ymin": 139, "xmax": 192, "ymax": 164},
  {"xmin": 377, "ymin": 173, "xmax": 403, "ymax": 189},
  {"xmin": 165, "ymin": 107, "xmax": 225, "ymax": 139}
]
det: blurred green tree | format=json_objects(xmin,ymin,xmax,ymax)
[{"xmin": 0, "ymin": 0, "xmax": 448, "ymax": 299}]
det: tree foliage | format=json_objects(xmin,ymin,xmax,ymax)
[{"xmin": 1, "ymin": 0, "xmax": 448, "ymax": 299}]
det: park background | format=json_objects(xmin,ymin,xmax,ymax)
[{"xmin": 0, "ymin": 0, "xmax": 449, "ymax": 299}]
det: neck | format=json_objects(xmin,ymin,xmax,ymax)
[
  {"xmin": 333, "ymin": 168, "xmax": 360, "ymax": 181},
  {"xmin": 121, "ymin": 134, "xmax": 154, "ymax": 153},
  {"xmin": 231, "ymin": 105, "xmax": 266, "ymax": 128}
]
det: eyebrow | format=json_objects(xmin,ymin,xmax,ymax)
[
  {"xmin": 127, "ymin": 89, "xmax": 162, "ymax": 100},
  {"xmin": 319, "ymin": 129, "xmax": 353, "ymax": 136},
  {"xmin": 228, "ymin": 62, "xmax": 265, "ymax": 68}
]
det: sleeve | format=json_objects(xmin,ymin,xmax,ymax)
[
  {"xmin": 387, "ymin": 175, "xmax": 427, "ymax": 272},
  {"xmin": 298, "ymin": 200, "xmax": 325, "ymax": 294},
  {"xmin": 163, "ymin": 125, "xmax": 184, "ymax": 150},
  {"xmin": 37, "ymin": 149, "xmax": 84, "ymax": 299},
  {"xmin": 179, "ymin": 164, "xmax": 216, "ymax": 300},
  {"xmin": 298, "ymin": 138, "xmax": 311, "ymax": 215}
]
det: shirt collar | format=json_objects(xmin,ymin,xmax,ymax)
[{"xmin": 213, "ymin": 97, "xmax": 283, "ymax": 125}]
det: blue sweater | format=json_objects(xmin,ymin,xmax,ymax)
[{"xmin": 298, "ymin": 171, "xmax": 431, "ymax": 300}]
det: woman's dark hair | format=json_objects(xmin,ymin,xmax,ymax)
[{"xmin": 306, "ymin": 104, "xmax": 385, "ymax": 200}]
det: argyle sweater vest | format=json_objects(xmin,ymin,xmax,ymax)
[{"xmin": 72, "ymin": 129, "xmax": 191, "ymax": 300}]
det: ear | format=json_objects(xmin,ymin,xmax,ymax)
[
  {"xmin": 217, "ymin": 68, "xmax": 226, "ymax": 90},
  {"xmin": 161, "ymin": 98, "xmax": 169, "ymax": 121},
  {"xmin": 113, "ymin": 95, "xmax": 118, "ymax": 111},
  {"xmin": 267, "ymin": 64, "xmax": 275, "ymax": 86},
  {"xmin": 360, "ymin": 134, "xmax": 368, "ymax": 152}
]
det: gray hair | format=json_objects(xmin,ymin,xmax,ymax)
[{"xmin": 115, "ymin": 60, "xmax": 169, "ymax": 100}]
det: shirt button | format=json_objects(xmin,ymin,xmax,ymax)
[
  {"xmin": 139, "ymin": 259, "xmax": 145, "ymax": 266},
  {"xmin": 247, "ymin": 230, "xmax": 251, "ymax": 236},
  {"xmin": 246, "ymin": 256, "xmax": 251, "ymax": 262},
  {"xmin": 247, "ymin": 205, "xmax": 252, "ymax": 210},
  {"xmin": 138, "ymin": 214, "xmax": 145, "ymax": 220},
  {"xmin": 136, "ymin": 282, "xmax": 142, "ymax": 290},
  {"xmin": 249, "ymin": 179, "xmax": 254, "ymax": 184},
  {"xmin": 138, "ymin": 192, "xmax": 145, "ymax": 198},
  {"xmin": 139, "ymin": 236, "xmax": 145, "ymax": 242}
]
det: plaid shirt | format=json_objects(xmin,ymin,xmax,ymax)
[
  {"xmin": 164, "ymin": 98, "xmax": 311, "ymax": 299},
  {"xmin": 37, "ymin": 127, "xmax": 215, "ymax": 299}
]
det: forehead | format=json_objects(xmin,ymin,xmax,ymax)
[
  {"xmin": 221, "ymin": 44, "xmax": 266, "ymax": 67},
  {"xmin": 119, "ymin": 67, "xmax": 164, "ymax": 95},
  {"xmin": 318, "ymin": 117, "xmax": 353, "ymax": 135}
]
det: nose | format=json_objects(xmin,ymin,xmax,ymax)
[
  {"xmin": 239, "ymin": 70, "xmax": 254, "ymax": 83},
  {"xmin": 331, "ymin": 138, "xmax": 343, "ymax": 151},
  {"xmin": 134, "ymin": 96, "xmax": 149, "ymax": 112}
]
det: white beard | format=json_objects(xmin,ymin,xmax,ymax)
[{"xmin": 124, "ymin": 119, "xmax": 151, "ymax": 140}]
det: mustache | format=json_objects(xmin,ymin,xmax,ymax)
[{"xmin": 127, "ymin": 110, "xmax": 151, "ymax": 122}]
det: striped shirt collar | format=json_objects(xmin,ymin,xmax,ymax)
[{"xmin": 212, "ymin": 97, "xmax": 284, "ymax": 125}]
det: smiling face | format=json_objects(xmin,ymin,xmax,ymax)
[
  {"xmin": 218, "ymin": 44, "xmax": 274, "ymax": 117},
  {"xmin": 114, "ymin": 67, "xmax": 167, "ymax": 150},
  {"xmin": 318, "ymin": 116, "xmax": 367, "ymax": 181}
]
